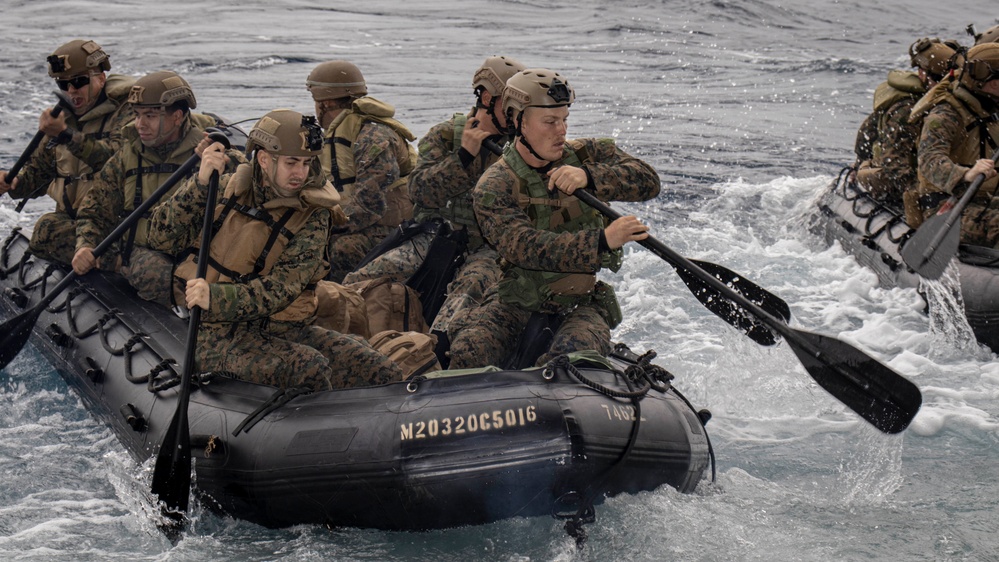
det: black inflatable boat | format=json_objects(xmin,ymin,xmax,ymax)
[
  {"xmin": 0, "ymin": 228, "xmax": 711, "ymax": 531},
  {"xmin": 812, "ymin": 170, "xmax": 999, "ymax": 352}
]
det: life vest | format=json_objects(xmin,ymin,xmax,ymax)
[
  {"xmin": 47, "ymin": 74, "xmax": 135, "ymax": 218},
  {"xmin": 867, "ymin": 70, "xmax": 925, "ymax": 165},
  {"xmin": 495, "ymin": 140, "xmax": 623, "ymax": 315},
  {"xmin": 117, "ymin": 112, "xmax": 220, "ymax": 261},
  {"xmin": 412, "ymin": 112, "xmax": 507, "ymax": 249},
  {"xmin": 320, "ymin": 96, "xmax": 417, "ymax": 227},
  {"xmin": 173, "ymin": 163, "xmax": 341, "ymax": 324},
  {"xmin": 910, "ymin": 79, "xmax": 999, "ymax": 200}
]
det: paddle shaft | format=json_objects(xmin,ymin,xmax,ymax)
[{"xmin": 918, "ymin": 147, "xmax": 999, "ymax": 259}]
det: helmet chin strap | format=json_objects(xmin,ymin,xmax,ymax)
[
  {"xmin": 476, "ymin": 91, "xmax": 506, "ymax": 134},
  {"xmin": 514, "ymin": 113, "xmax": 550, "ymax": 164}
]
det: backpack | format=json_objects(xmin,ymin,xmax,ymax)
[
  {"xmin": 346, "ymin": 276, "xmax": 428, "ymax": 335},
  {"xmin": 314, "ymin": 280, "xmax": 370, "ymax": 338},
  {"xmin": 367, "ymin": 330, "xmax": 441, "ymax": 380}
]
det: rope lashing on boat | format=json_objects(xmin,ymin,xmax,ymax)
[
  {"xmin": 0, "ymin": 227, "xmax": 22, "ymax": 276},
  {"xmin": 833, "ymin": 166, "xmax": 917, "ymax": 249},
  {"xmin": 546, "ymin": 353, "xmax": 650, "ymax": 547},
  {"xmin": 231, "ymin": 385, "xmax": 312, "ymax": 436}
]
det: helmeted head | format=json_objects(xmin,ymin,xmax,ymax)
[
  {"xmin": 975, "ymin": 24, "xmax": 999, "ymax": 45},
  {"xmin": 47, "ymin": 39, "xmax": 110, "ymax": 79},
  {"xmin": 247, "ymin": 109, "xmax": 324, "ymax": 157},
  {"xmin": 472, "ymin": 55, "xmax": 526, "ymax": 132},
  {"xmin": 960, "ymin": 43, "xmax": 999, "ymax": 97},
  {"xmin": 473, "ymin": 56, "xmax": 526, "ymax": 97},
  {"xmin": 502, "ymin": 68, "xmax": 575, "ymax": 131},
  {"xmin": 909, "ymin": 38, "xmax": 961, "ymax": 83},
  {"xmin": 306, "ymin": 60, "xmax": 367, "ymax": 101},
  {"xmin": 127, "ymin": 71, "xmax": 197, "ymax": 112},
  {"xmin": 47, "ymin": 39, "xmax": 111, "ymax": 115},
  {"xmin": 247, "ymin": 109, "xmax": 325, "ymax": 197},
  {"xmin": 128, "ymin": 71, "xmax": 197, "ymax": 147}
]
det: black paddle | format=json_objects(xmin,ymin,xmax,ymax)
[
  {"xmin": 574, "ymin": 189, "xmax": 790, "ymax": 345},
  {"xmin": 150, "ymin": 136, "xmax": 228, "ymax": 528},
  {"xmin": 4, "ymin": 91, "xmax": 73, "ymax": 212},
  {"xmin": 901, "ymin": 147, "xmax": 999, "ymax": 280},
  {"xmin": 0, "ymin": 131, "xmax": 229, "ymax": 371},
  {"xmin": 482, "ymin": 138, "xmax": 792, "ymax": 345},
  {"xmin": 574, "ymin": 189, "xmax": 921, "ymax": 434}
]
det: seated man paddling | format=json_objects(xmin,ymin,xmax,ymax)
[{"xmin": 146, "ymin": 109, "xmax": 403, "ymax": 390}]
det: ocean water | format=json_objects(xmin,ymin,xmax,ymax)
[{"xmin": 1, "ymin": 1, "xmax": 997, "ymax": 560}]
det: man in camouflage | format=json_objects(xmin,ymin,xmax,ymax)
[
  {"xmin": 306, "ymin": 60, "xmax": 418, "ymax": 282},
  {"xmin": 447, "ymin": 69, "xmax": 660, "ymax": 369},
  {"xmin": 71, "ymin": 70, "xmax": 244, "ymax": 305},
  {"xmin": 853, "ymin": 38, "xmax": 960, "ymax": 213},
  {"xmin": 345, "ymin": 56, "xmax": 526, "ymax": 338},
  {"xmin": 146, "ymin": 109, "xmax": 402, "ymax": 391},
  {"xmin": 910, "ymin": 43, "xmax": 999, "ymax": 243},
  {"xmin": 0, "ymin": 40, "xmax": 134, "ymax": 264}
]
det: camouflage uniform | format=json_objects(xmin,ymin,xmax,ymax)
[
  {"xmin": 324, "ymin": 98, "xmax": 417, "ymax": 282},
  {"xmin": 74, "ymin": 113, "xmax": 245, "ymax": 305},
  {"xmin": 854, "ymin": 70, "xmax": 925, "ymax": 206},
  {"xmin": 6, "ymin": 75, "xmax": 135, "ymax": 263},
  {"xmin": 146, "ymin": 162, "xmax": 403, "ymax": 391},
  {"xmin": 447, "ymin": 138, "xmax": 661, "ymax": 369},
  {"xmin": 346, "ymin": 112, "xmax": 507, "ymax": 332},
  {"xmin": 911, "ymin": 79, "xmax": 999, "ymax": 246}
]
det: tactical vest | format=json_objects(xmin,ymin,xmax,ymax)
[
  {"xmin": 118, "ymin": 113, "xmax": 219, "ymax": 260},
  {"xmin": 412, "ymin": 112, "xmax": 506, "ymax": 249},
  {"xmin": 321, "ymin": 97, "xmax": 417, "ymax": 227},
  {"xmin": 47, "ymin": 74, "xmax": 135, "ymax": 218},
  {"xmin": 173, "ymin": 164, "xmax": 341, "ymax": 324},
  {"xmin": 496, "ymin": 140, "xmax": 623, "ymax": 316},
  {"xmin": 910, "ymin": 80, "xmax": 999, "ymax": 200}
]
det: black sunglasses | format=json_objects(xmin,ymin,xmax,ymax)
[{"xmin": 56, "ymin": 75, "xmax": 91, "ymax": 91}]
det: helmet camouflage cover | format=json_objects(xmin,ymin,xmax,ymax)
[
  {"xmin": 472, "ymin": 55, "xmax": 526, "ymax": 96},
  {"xmin": 502, "ymin": 68, "xmax": 575, "ymax": 120},
  {"xmin": 247, "ymin": 109, "xmax": 324, "ymax": 157},
  {"xmin": 975, "ymin": 24, "xmax": 999, "ymax": 46},
  {"xmin": 47, "ymin": 39, "xmax": 111, "ymax": 79},
  {"xmin": 306, "ymin": 60, "xmax": 367, "ymax": 101},
  {"xmin": 909, "ymin": 38, "xmax": 961, "ymax": 80},
  {"xmin": 127, "ymin": 70, "xmax": 197, "ymax": 110}
]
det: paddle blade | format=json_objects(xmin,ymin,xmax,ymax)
[
  {"xmin": 150, "ymin": 415, "xmax": 191, "ymax": 521},
  {"xmin": 900, "ymin": 211, "xmax": 961, "ymax": 280},
  {"xmin": 674, "ymin": 260, "xmax": 791, "ymax": 346},
  {"xmin": 0, "ymin": 307, "xmax": 43, "ymax": 370},
  {"xmin": 786, "ymin": 329, "xmax": 921, "ymax": 434}
]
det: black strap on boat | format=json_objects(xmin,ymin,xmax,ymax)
[
  {"xmin": 545, "ymin": 354, "xmax": 651, "ymax": 547},
  {"xmin": 232, "ymin": 385, "xmax": 312, "ymax": 436}
]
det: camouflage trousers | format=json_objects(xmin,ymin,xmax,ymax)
[
  {"xmin": 27, "ymin": 211, "xmax": 77, "ymax": 265},
  {"xmin": 196, "ymin": 321, "xmax": 404, "ymax": 391},
  {"xmin": 956, "ymin": 203, "xmax": 999, "ymax": 248},
  {"xmin": 120, "ymin": 246, "xmax": 175, "ymax": 308},
  {"xmin": 328, "ymin": 225, "xmax": 395, "ymax": 283},
  {"xmin": 447, "ymin": 288, "xmax": 611, "ymax": 369},
  {"xmin": 342, "ymin": 230, "xmax": 433, "ymax": 284},
  {"xmin": 433, "ymin": 247, "xmax": 501, "ymax": 334}
]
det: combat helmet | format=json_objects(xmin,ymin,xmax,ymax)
[
  {"xmin": 246, "ymin": 109, "xmax": 324, "ymax": 157},
  {"xmin": 306, "ymin": 61, "xmax": 367, "ymax": 101},
  {"xmin": 473, "ymin": 56, "xmax": 526, "ymax": 96},
  {"xmin": 127, "ymin": 71, "xmax": 197, "ymax": 110},
  {"xmin": 47, "ymin": 39, "xmax": 111, "ymax": 79},
  {"xmin": 960, "ymin": 43, "xmax": 999, "ymax": 94},
  {"xmin": 502, "ymin": 68, "xmax": 575, "ymax": 127},
  {"xmin": 909, "ymin": 38, "xmax": 961, "ymax": 82},
  {"xmin": 975, "ymin": 25, "xmax": 999, "ymax": 46}
]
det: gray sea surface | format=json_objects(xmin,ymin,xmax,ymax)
[{"xmin": 1, "ymin": 1, "xmax": 997, "ymax": 560}]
